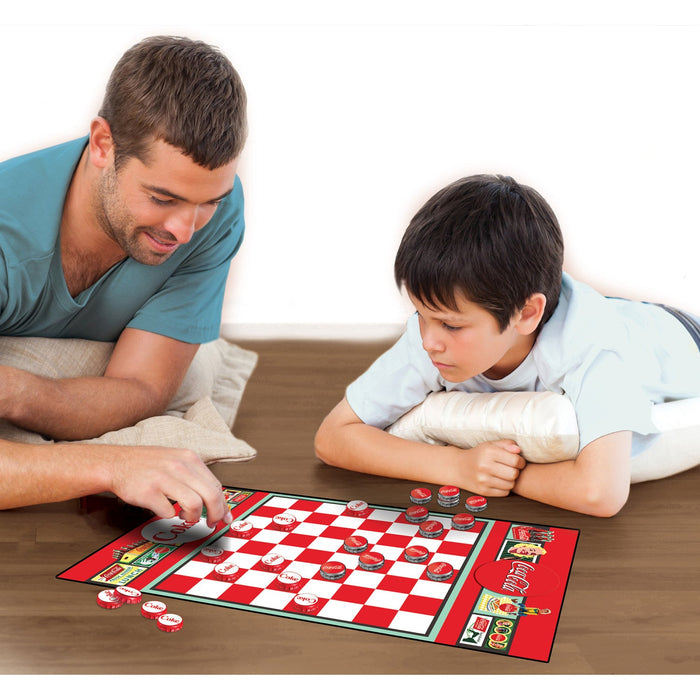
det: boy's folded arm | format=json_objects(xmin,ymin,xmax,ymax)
[
  {"xmin": 511, "ymin": 430, "xmax": 632, "ymax": 517},
  {"xmin": 314, "ymin": 398, "xmax": 525, "ymax": 495}
]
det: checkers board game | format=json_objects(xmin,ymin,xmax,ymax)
[{"xmin": 58, "ymin": 486, "xmax": 579, "ymax": 662}]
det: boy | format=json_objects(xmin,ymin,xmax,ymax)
[{"xmin": 314, "ymin": 175, "xmax": 700, "ymax": 517}]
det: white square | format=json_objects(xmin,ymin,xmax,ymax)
[
  {"xmin": 284, "ymin": 560, "xmax": 319, "ymax": 579},
  {"xmin": 386, "ymin": 560, "xmax": 424, "ymax": 580},
  {"xmin": 389, "ymin": 610, "xmax": 434, "ymax": 634},
  {"xmin": 247, "ymin": 514, "xmax": 273, "ymax": 530},
  {"xmin": 318, "ymin": 599, "xmax": 363, "ymax": 622},
  {"xmin": 331, "ymin": 515, "xmax": 363, "ymax": 529},
  {"xmin": 294, "ymin": 521, "xmax": 329, "ymax": 537},
  {"xmin": 266, "ymin": 496, "xmax": 298, "ymax": 509},
  {"xmin": 251, "ymin": 587, "xmax": 295, "ymax": 610},
  {"xmin": 227, "ymin": 551, "xmax": 260, "ymax": 570},
  {"xmin": 386, "ymin": 521, "xmax": 420, "ymax": 537},
  {"xmin": 367, "ymin": 508, "xmax": 402, "ymax": 523},
  {"xmin": 254, "ymin": 528, "xmax": 290, "ymax": 545},
  {"xmin": 411, "ymin": 577, "xmax": 452, "ymax": 600},
  {"xmin": 299, "ymin": 578, "xmax": 343, "ymax": 599},
  {"xmin": 407, "ymin": 536, "xmax": 442, "ymax": 553},
  {"xmin": 283, "ymin": 508, "xmax": 312, "ymax": 522},
  {"xmin": 316, "ymin": 502, "xmax": 346, "ymax": 516},
  {"xmin": 236, "ymin": 568, "xmax": 277, "ymax": 589},
  {"xmin": 268, "ymin": 544, "xmax": 305, "ymax": 562},
  {"xmin": 177, "ymin": 560, "xmax": 214, "ymax": 578},
  {"xmin": 187, "ymin": 578, "xmax": 232, "ymax": 599},
  {"xmin": 444, "ymin": 529, "xmax": 479, "ymax": 545},
  {"xmin": 365, "ymin": 588, "xmax": 408, "ymax": 610},
  {"xmin": 220, "ymin": 535, "xmax": 250, "ymax": 553},
  {"xmin": 344, "ymin": 569, "xmax": 384, "ymax": 589},
  {"xmin": 370, "ymin": 544, "xmax": 403, "ymax": 562},
  {"xmin": 352, "ymin": 529, "xmax": 384, "ymax": 545},
  {"xmin": 307, "ymin": 536, "xmax": 345, "ymax": 552}
]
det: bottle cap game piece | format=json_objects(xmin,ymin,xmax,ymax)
[
  {"xmin": 141, "ymin": 600, "xmax": 168, "ymax": 619},
  {"xmin": 214, "ymin": 562, "xmax": 240, "ymax": 582},
  {"xmin": 410, "ymin": 487, "xmax": 432, "ymax": 505},
  {"xmin": 229, "ymin": 519, "xmax": 254, "ymax": 538},
  {"xmin": 452, "ymin": 513, "xmax": 476, "ymax": 530},
  {"xmin": 427, "ymin": 561, "xmax": 454, "ymax": 582},
  {"xmin": 272, "ymin": 513, "xmax": 297, "ymax": 531},
  {"xmin": 276, "ymin": 570, "xmax": 303, "ymax": 591},
  {"xmin": 96, "ymin": 589, "xmax": 123, "ymax": 609},
  {"xmin": 115, "ymin": 585, "xmax": 142, "ymax": 604},
  {"xmin": 358, "ymin": 551, "xmax": 385, "ymax": 571},
  {"xmin": 156, "ymin": 612, "xmax": 183, "ymax": 632},
  {"xmin": 403, "ymin": 545, "xmax": 430, "ymax": 563},
  {"xmin": 320, "ymin": 561, "xmax": 347, "ymax": 581},
  {"xmin": 438, "ymin": 486, "xmax": 460, "ymax": 499},
  {"xmin": 465, "ymin": 496, "xmax": 488, "ymax": 513},
  {"xmin": 261, "ymin": 553, "xmax": 286, "ymax": 572},
  {"xmin": 419, "ymin": 520, "xmax": 444, "ymax": 539},
  {"xmin": 293, "ymin": 593, "xmax": 320, "ymax": 613},
  {"xmin": 201, "ymin": 545, "xmax": 226, "ymax": 563},
  {"xmin": 343, "ymin": 535, "xmax": 369, "ymax": 553},
  {"xmin": 346, "ymin": 500, "xmax": 370, "ymax": 517},
  {"xmin": 405, "ymin": 505, "xmax": 429, "ymax": 523}
]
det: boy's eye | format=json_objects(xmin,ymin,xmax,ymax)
[{"xmin": 442, "ymin": 323, "xmax": 462, "ymax": 332}]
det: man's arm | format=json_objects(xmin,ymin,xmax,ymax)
[
  {"xmin": 0, "ymin": 328, "xmax": 198, "ymax": 440},
  {"xmin": 0, "ymin": 439, "xmax": 232, "ymax": 526},
  {"xmin": 511, "ymin": 431, "xmax": 632, "ymax": 517},
  {"xmin": 315, "ymin": 398, "xmax": 526, "ymax": 496}
]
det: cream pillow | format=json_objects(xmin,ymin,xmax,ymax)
[
  {"xmin": 386, "ymin": 391, "xmax": 700, "ymax": 483},
  {"xmin": 0, "ymin": 336, "xmax": 258, "ymax": 463}
]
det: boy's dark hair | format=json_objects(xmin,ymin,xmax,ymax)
[
  {"xmin": 394, "ymin": 174, "xmax": 564, "ymax": 332},
  {"xmin": 98, "ymin": 36, "xmax": 247, "ymax": 170}
]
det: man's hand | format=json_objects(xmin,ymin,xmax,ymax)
[
  {"xmin": 104, "ymin": 446, "xmax": 233, "ymax": 526},
  {"xmin": 0, "ymin": 440, "xmax": 232, "ymax": 527}
]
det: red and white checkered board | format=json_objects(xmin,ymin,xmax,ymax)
[{"xmin": 146, "ymin": 494, "xmax": 483, "ymax": 636}]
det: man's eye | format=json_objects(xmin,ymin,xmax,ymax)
[{"xmin": 151, "ymin": 196, "xmax": 174, "ymax": 206}]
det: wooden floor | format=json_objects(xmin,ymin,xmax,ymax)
[{"xmin": 1, "ymin": 339, "xmax": 699, "ymax": 676}]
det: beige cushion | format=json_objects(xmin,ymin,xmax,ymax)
[
  {"xmin": 0, "ymin": 336, "xmax": 257, "ymax": 463},
  {"xmin": 386, "ymin": 391, "xmax": 700, "ymax": 483}
]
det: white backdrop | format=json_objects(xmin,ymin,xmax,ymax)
[{"xmin": 2, "ymin": 1, "xmax": 698, "ymax": 339}]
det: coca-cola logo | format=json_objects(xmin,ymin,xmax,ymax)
[
  {"xmin": 141, "ymin": 517, "xmax": 215, "ymax": 544},
  {"xmin": 474, "ymin": 559, "xmax": 560, "ymax": 597}
]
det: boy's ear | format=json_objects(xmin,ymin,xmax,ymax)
[{"xmin": 516, "ymin": 293, "xmax": 547, "ymax": 334}]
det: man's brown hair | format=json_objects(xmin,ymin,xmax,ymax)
[{"xmin": 99, "ymin": 36, "xmax": 247, "ymax": 170}]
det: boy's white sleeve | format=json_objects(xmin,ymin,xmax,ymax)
[
  {"xmin": 566, "ymin": 349, "xmax": 658, "ymax": 453},
  {"xmin": 346, "ymin": 314, "xmax": 444, "ymax": 428}
]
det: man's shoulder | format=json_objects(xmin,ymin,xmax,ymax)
[{"xmin": 0, "ymin": 137, "xmax": 86, "ymax": 178}]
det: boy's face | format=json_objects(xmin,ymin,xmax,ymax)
[{"xmin": 409, "ymin": 292, "xmax": 537, "ymax": 383}]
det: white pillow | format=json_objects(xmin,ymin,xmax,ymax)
[{"xmin": 386, "ymin": 391, "xmax": 700, "ymax": 483}]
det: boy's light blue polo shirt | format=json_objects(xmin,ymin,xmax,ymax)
[{"xmin": 0, "ymin": 138, "xmax": 244, "ymax": 343}]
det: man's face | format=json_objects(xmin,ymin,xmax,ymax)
[
  {"xmin": 409, "ymin": 292, "xmax": 534, "ymax": 382},
  {"xmin": 95, "ymin": 139, "xmax": 238, "ymax": 265}
]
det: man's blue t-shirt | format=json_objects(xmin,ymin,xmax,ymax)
[{"xmin": 0, "ymin": 138, "xmax": 245, "ymax": 343}]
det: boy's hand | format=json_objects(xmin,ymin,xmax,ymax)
[{"xmin": 453, "ymin": 439, "xmax": 526, "ymax": 497}]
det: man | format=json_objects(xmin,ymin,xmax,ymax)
[{"xmin": 0, "ymin": 36, "xmax": 248, "ymax": 524}]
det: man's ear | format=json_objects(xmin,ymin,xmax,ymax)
[
  {"xmin": 88, "ymin": 117, "xmax": 115, "ymax": 169},
  {"xmin": 516, "ymin": 293, "xmax": 547, "ymax": 334}
]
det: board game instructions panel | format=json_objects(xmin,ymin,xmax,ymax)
[{"xmin": 58, "ymin": 486, "xmax": 579, "ymax": 663}]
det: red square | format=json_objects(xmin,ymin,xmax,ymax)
[
  {"xmin": 377, "ymin": 574, "xmax": 418, "ymax": 595},
  {"xmin": 376, "ymin": 532, "xmax": 412, "ymax": 549},
  {"xmin": 353, "ymin": 605, "xmax": 399, "ymax": 628},
  {"xmin": 155, "ymin": 573, "xmax": 199, "ymax": 594},
  {"xmin": 291, "ymin": 499, "xmax": 322, "ymax": 512},
  {"xmin": 304, "ymin": 511, "xmax": 339, "ymax": 526},
  {"xmin": 217, "ymin": 582, "xmax": 265, "ymax": 605},
  {"xmin": 356, "ymin": 519, "xmax": 392, "ymax": 533},
  {"xmin": 329, "ymin": 584, "xmax": 373, "ymax": 605},
  {"xmin": 295, "ymin": 548, "xmax": 334, "ymax": 565},
  {"xmin": 400, "ymin": 594, "xmax": 443, "ymax": 617}
]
